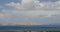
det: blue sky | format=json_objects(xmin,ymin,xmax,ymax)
[
  {"xmin": 0, "ymin": 0, "xmax": 20, "ymax": 5},
  {"xmin": 0, "ymin": 0, "xmax": 60, "ymax": 25}
]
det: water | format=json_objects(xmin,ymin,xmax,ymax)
[{"xmin": 0, "ymin": 26, "xmax": 60, "ymax": 30}]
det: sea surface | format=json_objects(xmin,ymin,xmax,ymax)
[{"xmin": 0, "ymin": 25, "xmax": 60, "ymax": 30}]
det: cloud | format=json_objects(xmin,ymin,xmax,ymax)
[
  {"xmin": 0, "ymin": 6, "xmax": 3, "ymax": 9},
  {"xmin": 5, "ymin": 0, "xmax": 60, "ymax": 10},
  {"xmin": 0, "ymin": 14, "xmax": 4, "ymax": 19},
  {"xmin": 1, "ymin": 10, "xmax": 60, "ymax": 20},
  {"xmin": 5, "ymin": 0, "xmax": 39, "ymax": 10},
  {"xmin": 0, "ymin": 9, "xmax": 60, "ymax": 25},
  {"xmin": 2, "ymin": 10, "xmax": 60, "ymax": 17},
  {"xmin": 2, "ymin": 21, "xmax": 40, "ymax": 26},
  {"xmin": 2, "ymin": 20, "xmax": 40, "ymax": 26},
  {"xmin": 5, "ymin": 0, "xmax": 41, "ymax": 9},
  {"xmin": 0, "ymin": 6, "xmax": 3, "ymax": 11},
  {"xmin": 1, "ymin": 0, "xmax": 60, "ymax": 25}
]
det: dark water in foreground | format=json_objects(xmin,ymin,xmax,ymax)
[{"xmin": 0, "ymin": 26, "xmax": 60, "ymax": 30}]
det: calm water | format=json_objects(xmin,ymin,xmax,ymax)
[{"xmin": 0, "ymin": 26, "xmax": 60, "ymax": 30}]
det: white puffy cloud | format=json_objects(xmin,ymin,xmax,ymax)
[
  {"xmin": 6, "ymin": 2, "xmax": 21, "ymax": 9},
  {"xmin": 5, "ymin": 0, "xmax": 44, "ymax": 9},
  {"xmin": 5, "ymin": 0, "xmax": 60, "ymax": 10}
]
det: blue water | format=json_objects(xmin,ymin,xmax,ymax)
[{"xmin": 0, "ymin": 26, "xmax": 60, "ymax": 30}]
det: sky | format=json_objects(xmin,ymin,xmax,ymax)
[{"xmin": 0, "ymin": 0, "xmax": 60, "ymax": 25}]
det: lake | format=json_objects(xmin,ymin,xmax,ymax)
[{"xmin": 0, "ymin": 25, "xmax": 60, "ymax": 30}]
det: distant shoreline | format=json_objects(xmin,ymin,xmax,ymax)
[
  {"xmin": 0, "ymin": 30, "xmax": 60, "ymax": 32},
  {"xmin": 0, "ymin": 25, "xmax": 60, "ymax": 26}
]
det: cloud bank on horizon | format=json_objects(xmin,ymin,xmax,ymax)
[{"xmin": 0, "ymin": 0, "xmax": 60, "ymax": 25}]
